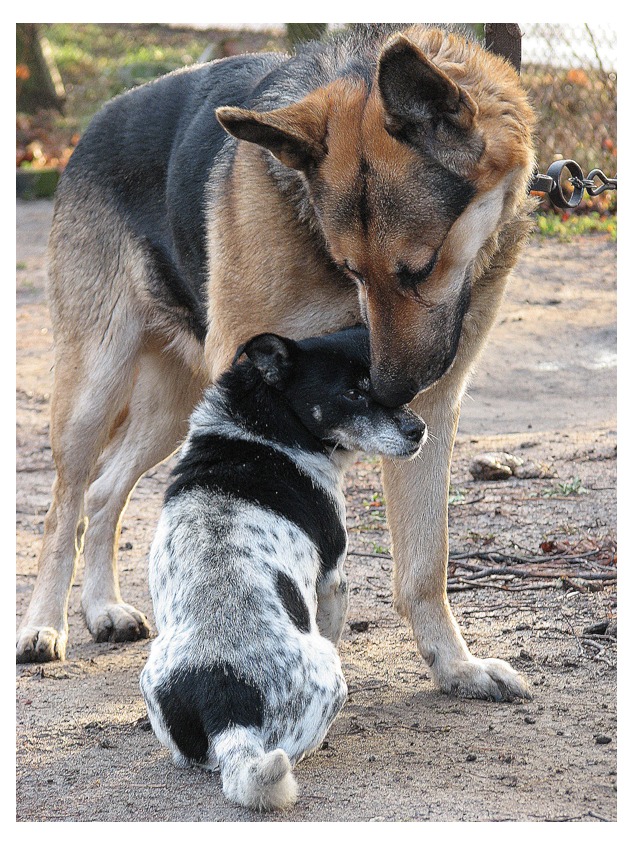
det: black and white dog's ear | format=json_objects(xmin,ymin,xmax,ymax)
[{"xmin": 235, "ymin": 333, "xmax": 296, "ymax": 387}]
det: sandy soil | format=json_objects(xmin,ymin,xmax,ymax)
[{"xmin": 16, "ymin": 199, "xmax": 616, "ymax": 822}]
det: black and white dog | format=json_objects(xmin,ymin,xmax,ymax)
[{"xmin": 140, "ymin": 326, "xmax": 426, "ymax": 811}]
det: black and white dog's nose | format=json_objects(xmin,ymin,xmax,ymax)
[{"xmin": 401, "ymin": 416, "xmax": 427, "ymax": 443}]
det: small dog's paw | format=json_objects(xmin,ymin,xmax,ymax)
[
  {"xmin": 85, "ymin": 602, "xmax": 151, "ymax": 643},
  {"xmin": 16, "ymin": 625, "xmax": 67, "ymax": 663},
  {"xmin": 437, "ymin": 657, "xmax": 531, "ymax": 702}
]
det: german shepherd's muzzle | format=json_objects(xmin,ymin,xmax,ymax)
[{"xmin": 17, "ymin": 24, "xmax": 535, "ymax": 705}]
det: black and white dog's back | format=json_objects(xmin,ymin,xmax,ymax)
[{"xmin": 140, "ymin": 327, "xmax": 426, "ymax": 811}]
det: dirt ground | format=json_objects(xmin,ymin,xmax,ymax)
[{"xmin": 16, "ymin": 199, "xmax": 617, "ymax": 823}]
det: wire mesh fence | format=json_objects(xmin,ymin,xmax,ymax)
[{"xmin": 520, "ymin": 23, "xmax": 617, "ymax": 182}]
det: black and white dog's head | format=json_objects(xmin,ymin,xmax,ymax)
[{"xmin": 234, "ymin": 326, "xmax": 427, "ymax": 458}]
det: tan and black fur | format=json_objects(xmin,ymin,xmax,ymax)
[{"xmin": 17, "ymin": 24, "xmax": 534, "ymax": 701}]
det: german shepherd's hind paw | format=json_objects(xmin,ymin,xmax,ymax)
[
  {"xmin": 439, "ymin": 657, "xmax": 532, "ymax": 702},
  {"xmin": 16, "ymin": 625, "xmax": 67, "ymax": 663},
  {"xmin": 84, "ymin": 602, "xmax": 150, "ymax": 643}
]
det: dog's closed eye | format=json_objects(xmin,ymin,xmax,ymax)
[{"xmin": 396, "ymin": 252, "xmax": 438, "ymax": 290}]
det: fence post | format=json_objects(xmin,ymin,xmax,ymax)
[{"xmin": 484, "ymin": 23, "xmax": 522, "ymax": 73}]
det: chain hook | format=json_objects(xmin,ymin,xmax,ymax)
[
  {"xmin": 585, "ymin": 169, "xmax": 617, "ymax": 196},
  {"xmin": 530, "ymin": 160, "xmax": 617, "ymax": 209}
]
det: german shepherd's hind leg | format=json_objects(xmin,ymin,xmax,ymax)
[
  {"xmin": 383, "ymin": 393, "xmax": 531, "ymax": 702},
  {"xmin": 16, "ymin": 336, "xmax": 140, "ymax": 663},
  {"xmin": 81, "ymin": 346, "xmax": 205, "ymax": 643}
]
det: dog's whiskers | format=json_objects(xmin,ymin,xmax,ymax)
[{"xmin": 328, "ymin": 440, "xmax": 343, "ymax": 460}]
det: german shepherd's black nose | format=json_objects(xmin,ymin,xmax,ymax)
[{"xmin": 372, "ymin": 378, "xmax": 420, "ymax": 409}]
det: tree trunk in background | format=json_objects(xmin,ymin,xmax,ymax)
[
  {"xmin": 484, "ymin": 23, "xmax": 522, "ymax": 73},
  {"xmin": 16, "ymin": 23, "xmax": 66, "ymax": 114}
]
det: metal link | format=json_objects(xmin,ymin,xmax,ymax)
[
  {"xmin": 585, "ymin": 169, "xmax": 617, "ymax": 196},
  {"xmin": 530, "ymin": 160, "xmax": 617, "ymax": 209}
]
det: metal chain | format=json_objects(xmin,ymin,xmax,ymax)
[
  {"xmin": 530, "ymin": 159, "xmax": 617, "ymax": 209},
  {"xmin": 571, "ymin": 170, "xmax": 618, "ymax": 196}
]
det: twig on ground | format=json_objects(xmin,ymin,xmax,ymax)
[
  {"xmin": 349, "ymin": 543, "xmax": 615, "ymax": 593},
  {"xmin": 346, "ymin": 681, "xmax": 390, "ymax": 697},
  {"xmin": 587, "ymin": 810, "xmax": 613, "ymax": 822},
  {"xmin": 560, "ymin": 612, "xmax": 584, "ymax": 656},
  {"xmin": 447, "ymin": 541, "xmax": 615, "ymax": 593}
]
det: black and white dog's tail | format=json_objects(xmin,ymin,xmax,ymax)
[{"xmin": 214, "ymin": 726, "xmax": 298, "ymax": 812}]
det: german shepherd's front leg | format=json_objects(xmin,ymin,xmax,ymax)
[{"xmin": 383, "ymin": 392, "xmax": 531, "ymax": 702}]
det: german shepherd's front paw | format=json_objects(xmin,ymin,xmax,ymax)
[
  {"xmin": 16, "ymin": 625, "xmax": 67, "ymax": 663},
  {"xmin": 437, "ymin": 657, "xmax": 531, "ymax": 702},
  {"xmin": 84, "ymin": 602, "xmax": 151, "ymax": 644}
]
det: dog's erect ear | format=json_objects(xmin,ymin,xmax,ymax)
[
  {"xmin": 377, "ymin": 34, "xmax": 482, "ymax": 172},
  {"xmin": 236, "ymin": 333, "xmax": 296, "ymax": 387},
  {"xmin": 216, "ymin": 100, "xmax": 328, "ymax": 172},
  {"xmin": 378, "ymin": 34, "xmax": 478, "ymax": 132}
]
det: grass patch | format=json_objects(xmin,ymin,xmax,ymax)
[
  {"xmin": 448, "ymin": 487, "xmax": 467, "ymax": 505},
  {"xmin": 535, "ymin": 211, "xmax": 616, "ymax": 241},
  {"xmin": 359, "ymin": 491, "xmax": 387, "ymax": 529},
  {"xmin": 44, "ymin": 24, "xmax": 214, "ymax": 131},
  {"xmin": 40, "ymin": 24, "xmax": 285, "ymax": 133},
  {"xmin": 543, "ymin": 477, "xmax": 589, "ymax": 497}
]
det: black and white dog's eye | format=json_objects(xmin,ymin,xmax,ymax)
[{"xmin": 343, "ymin": 389, "xmax": 365, "ymax": 402}]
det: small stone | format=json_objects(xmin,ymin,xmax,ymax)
[
  {"xmin": 466, "ymin": 753, "xmax": 477, "ymax": 762},
  {"xmin": 513, "ymin": 461, "xmax": 555, "ymax": 479},
  {"xmin": 524, "ymin": 716, "xmax": 537, "ymax": 724},
  {"xmin": 470, "ymin": 452, "xmax": 522, "ymax": 481},
  {"xmin": 349, "ymin": 620, "xmax": 369, "ymax": 633},
  {"xmin": 595, "ymin": 734, "xmax": 612, "ymax": 745}
]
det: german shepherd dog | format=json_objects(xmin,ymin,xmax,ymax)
[{"xmin": 17, "ymin": 24, "xmax": 534, "ymax": 702}]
